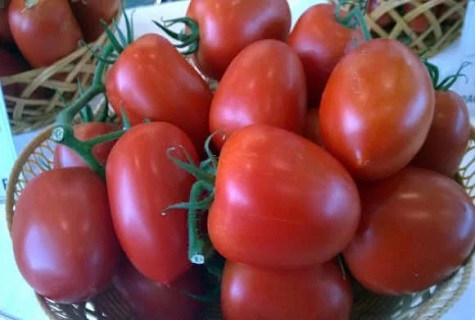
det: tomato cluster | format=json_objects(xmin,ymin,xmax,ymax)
[{"xmin": 10, "ymin": 1, "xmax": 475, "ymax": 320}]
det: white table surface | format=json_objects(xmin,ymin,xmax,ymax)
[{"xmin": 2, "ymin": 1, "xmax": 475, "ymax": 319}]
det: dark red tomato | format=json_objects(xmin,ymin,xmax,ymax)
[
  {"xmin": 69, "ymin": 0, "xmax": 120, "ymax": 43},
  {"xmin": 344, "ymin": 167, "xmax": 475, "ymax": 295},
  {"xmin": 12, "ymin": 168, "xmax": 120, "ymax": 303},
  {"xmin": 287, "ymin": 3, "xmax": 363, "ymax": 107},
  {"xmin": 221, "ymin": 260, "xmax": 353, "ymax": 320},
  {"xmin": 319, "ymin": 38, "xmax": 435, "ymax": 181},
  {"xmin": 209, "ymin": 39, "xmax": 306, "ymax": 149},
  {"xmin": 8, "ymin": 0, "xmax": 83, "ymax": 67},
  {"xmin": 403, "ymin": 3, "xmax": 429, "ymax": 33},
  {"xmin": 106, "ymin": 122, "xmax": 198, "ymax": 285},
  {"xmin": 411, "ymin": 90, "xmax": 471, "ymax": 177},
  {"xmin": 186, "ymin": 0, "xmax": 291, "ymax": 80},
  {"xmin": 368, "ymin": 0, "xmax": 392, "ymax": 27},
  {"xmin": 113, "ymin": 261, "xmax": 204, "ymax": 320},
  {"xmin": 0, "ymin": 47, "xmax": 31, "ymax": 96},
  {"xmin": 54, "ymin": 122, "xmax": 118, "ymax": 169},
  {"xmin": 208, "ymin": 124, "xmax": 361, "ymax": 268},
  {"xmin": 0, "ymin": 1, "xmax": 14, "ymax": 44},
  {"xmin": 106, "ymin": 33, "xmax": 212, "ymax": 153}
]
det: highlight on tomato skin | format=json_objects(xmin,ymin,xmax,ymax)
[
  {"xmin": 208, "ymin": 124, "xmax": 361, "ymax": 269},
  {"xmin": 319, "ymin": 38, "xmax": 435, "ymax": 181},
  {"xmin": 220, "ymin": 260, "xmax": 353, "ymax": 320},
  {"xmin": 343, "ymin": 167, "xmax": 475, "ymax": 295}
]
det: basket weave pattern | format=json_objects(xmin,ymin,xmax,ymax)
[{"xmin": 4, "ymin": 126, "xmax": 475, "ymax": 319}]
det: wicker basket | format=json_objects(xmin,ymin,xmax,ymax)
[
  {"xmin": 0, "ymin": 33, "xmax": 108, "ymax": 134},
  {"xmin": 334, "ymin": 0, "xmax": 468, "ymax": 57},
  {"xmin": 4, "ymin": 125, "xmax": 475, "ymax": 319}
]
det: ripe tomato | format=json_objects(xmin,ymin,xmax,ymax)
[
  {"xmin": 209, "ymin": 39, "xmax": 307, "ymax": 149},
  {"xmin": 106, "ymin": 33, "xmax": 212, "ymax": 153},
  {"xmin": 8, "ymin": 0, "xmax": 83, "ymax": 68},
  {"xmin": 319, "ymin": 38, "xmax": 435, "ymax": 181},
  {"xmin": 69, "ymin": 0, "xmax": 120, "ymax": 43},
  {"xmin": 0, "ymin": 2, "xmax": 13, "ymax": 44},
  {"xmin": 12, "ymin": 168, "xmax": 120, "ymax": 303},
  {"xmin": 0, "ymin": 47, "xmax": 31, "ymax": 96},
  {"xmin": 106, "ymin": 122, "xmax": 198, "ymax": 285},
  {"xmin": 113, "ymin": 261, "xmax": 204, "ymax": 320},
  {"xmin": 403, "ymin": 3, "xmax": 429, "ymax": 33},
  {"xmin": 344, "ymin": 167, "xmax": 475, "ymax": 294},
  {"xmin": 287, "ymin": 3, "xmax": 362, "ymax": 106},
  {"xmin": 411, "ymin": 90, "xmax": 471, "ymax": 177},
  {"xmin": 367, "ymin": 0, "xmax": 392, "ymax": 28},
  {"xmin": 304, "ymin": 107, "xmax": 323, "ymax": 146},
  {"xmin": 186, "ymin": 0, "xmax": 291, "ymax": 80},
  {"xmin": 208, "ymin": 124, "xmax": 361, "ymax": 268},
  {"xmin": 221, "ymin": 260, "xmax": 352, "ymax": 320},
  {"xmin": 54, "ymin": 122, "xmax": 119, "ymax": 169}
]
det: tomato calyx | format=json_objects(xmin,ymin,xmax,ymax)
[
  {"xmin": 334, "ymin": 0, "xmax": 372, "ymax": 41},
  {"xmin": 24, "ymin": 0, "xmax": 38, "ymax": 9},
  {"xmin": 423, "ymin": 60, "xmax": 471, "ymax": 91},
  {"xmin": 153, "ymin": 17, "xmax": 200, "ymax": 55}
]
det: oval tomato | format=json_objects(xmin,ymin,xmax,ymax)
[
  {"xmin": 221, "ymin": 260, "xmax": 352, "ymax": 320},
  {"xmin": 343, "ymin": 167, "xmax": 475, "ymax": 294},
  {"xmin": 208, "ymin": 124, "xmax": 361, "ymax": 268},
  {"xmin": 113, "ymin": 261, "xmax": 204, "ymax": 320},
  {"xmin": 411, "ymin": 90, "xmax": 471, "ymax": 176},
  {"xmin": 209, "ymin": 39, "xmax": 306, "ymax": 149},
  {"xmin": 54, "ymin": 122, "xmax": 119, "ymax": 169},
  {"xmin": 0, "ymin": 2, "xmax": 13, "ymax": 44},
  {"xmin": 186, "ymin": 0, "xmax": 291, "ymax": 80},
  {"xmin": 8, "ymin": 0, "xmax": 83, "ymax": 67},
  {"xmin": 106, "ymin": 122, "xmax": 199, "ymax": 285},
  {"xmin": 287, "ymin": 3, "xmax": 362, "ymax": 106},
  {"xmin": 70, "ymin": 0, "xmax": 120, "ymax": 43},
  {"xmin": 12, "ymin": 168, "xmax": 120, "ymax": 303},
  {"xmin": 319, "ymin": 38, "xmax": 435, "ymax": 181},
  {"xmin": 106, "ymin": 33, "xmax": 212, "ymax": 153}
]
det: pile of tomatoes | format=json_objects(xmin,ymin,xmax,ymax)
[
  {"xmin": 9, "ymin": 1, "xmax": 475, "ymax": 319},
  {"xmin": 0, "ymin": 0, "xmax": 119, "ymax": 96}
]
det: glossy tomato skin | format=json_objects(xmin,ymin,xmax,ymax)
[
  {"xmin": 208, "ymin": 124, "xmax": 361, "ymax": 268},
  {"xmin": 106, "ymin": 122, "xmax": 199, "ymax": 285},
  {"xmin": 221, "ymin": 260, "xmax": 352, "ymax": 320},
  {"xmin": 209, "ymin": 39, "xmax": 307, "ymax": 149},
  {"xmin": 12, "ymin": 168, "xmax": 120, "ymax": 303},
  {"xmin": 287, "ymin": 3, "xmax": 362, "ymax": 107},
  {"xmin": 186, "ymin": 0, "xmax": 291, "ymax": 80},
  {"xmin": 411, "ymin": 90, "xmax": 471, "ymax": 177},
  {"xmin": 106, "ymin": 34, "xmax": 212, "ymax": 152},
  {"xmin": 344, "ymin": 167, "xmax": 475, "ymax": 294},
  {"xmin": 70, "ymin": 0, "xmax": 120, "ymax": 43},
  {"xmin": 54, "ymin": 122, "xmax": 119, "ymax": 169},
  {"xmin": 0, "ymin": 1, "xmax": 13, "ymax": 44},
  {"xmin": 319, "ymin": 38, "xmax": 435, "ymax": 181},
  {"xmin": 8, "ymin": 0, "xmax": 83, "ymax": 67},
  {"xmin": 113, "ymin": 261, "xmax": 204, "ymax": 320}
]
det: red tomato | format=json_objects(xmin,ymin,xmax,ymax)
[
  {"xmin": 319, "ymin": 38, "xmax": 435, "ymax": 181},
  {"xmin": 106, "ymin": 122, "xmax": 198, "ymax": 285},
  {"xmin": 12, "ymin": 168, "xmax": 120, "ymax": 303},
  {"xmin": 69, "ymin": 0, "xmax": 120, "ymax": 43},
  {"xmin": 221, "ymin": 260, "xmax": 352, "ymax": 320},
  {"xmin": 106, "ymin": 33, "xmax": 212, "ymax": 153},
  {"xmin": 209, "ymin": 39, "xmax": 307, "ymax": 149},
  {"xmin": 368, "ymin": 0, "xmax": 392, "ymax": 28},
  {"xmin": 411, "ymin": 90, "xmax": 471, "ymax": 176},
  {"xmin": 208, "ymin": 124, "xmax": 361, "ymax": 268},
  {"xmin": 0, "ymin": 1, "xmax": 14, "ymax": 44},
  {"xmin": 0, "ymin": 47, "xmax": 31, "ymax": 96},
  {"xmin": 403, "ymin": 3, "xmax": 429, "ymax": 33},
  {"xmin": 186, "ymin": 0, "xmax": 291, "ymax": 80},
  {"xmin": 113, "ymin": 261, "xmax": 204, "ymax": 320},
  {"xmin": 304, "ymin": 107, "xmax": 323, "ymax": 146},
  {"xmin": 344, "ymin": 167, "xmax": 475, "ymax": 294},
  {"xmin": 8, "ymin": 0, "xmax": 83, "ymax": 67},
  {"xmin": 54, "ymin": 122, "xmax": 119, "ymax": 169},
  {"xmin": 287, "ymin": 3, "xmax": 363, "ymax": 107}
]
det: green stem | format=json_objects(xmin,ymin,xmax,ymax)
[
  {"xmin": 334, "ymin": 0, "xmax": 371, "ymax": 42},
  {"xmin": 167, "ymin": 146, "xmax": 216, "ymax": 184},
  {"xmin": 424, "ymin": 60, "xmax": 471, "ymax": 91},
  {"xmin": 154, "ymin": 17, "xmax": 200, "ymax": 55}
]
